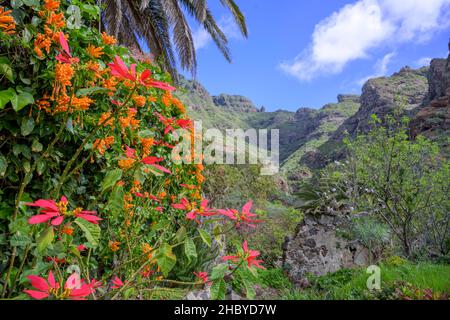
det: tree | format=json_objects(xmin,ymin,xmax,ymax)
[
  {"xmin": 100, "ymin": 0, "xmax": 247, "ymax": 78},
  {"xmin": 334, "ymin": 115, "xmax": 449, "ymax": 258}
]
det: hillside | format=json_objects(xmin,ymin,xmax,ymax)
[{"xmin": 177, "ymin": 54, "xmax": 448, "ymax": 191}]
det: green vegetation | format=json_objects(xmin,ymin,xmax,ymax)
[{"xmin": 259, "ymin": 262, "xmax": 449, "ymax": 300}]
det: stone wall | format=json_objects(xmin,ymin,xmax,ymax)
[{"xmin": 282, "ymin": 212, "xmax": 369, "ymax": 284}]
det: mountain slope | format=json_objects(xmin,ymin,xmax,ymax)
[{"xmin": 176, "ymin": 55, "xmax": 447, "ymax": 188}]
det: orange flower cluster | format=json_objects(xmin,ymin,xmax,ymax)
[
  {"xmin": 55, "ymin": 63, "xmax": 74, "ymax": 87},
  {"xmin": 93, "ymin": 136, "xmax": 115, "ymax": 155},
  {"xmin": 161, "ymin": 92, "xmax": 172, "ymax": 107},
  {"xmin": 43, "ymin": 0, "xmax": 60, "ymax": 11},
  {"xmin": 51, "ymin": 63, "xmax": 74, "ymax": 112},
  {"xmin": 86, "ymin": 45, "xmax": 104, "ymax": 59},
  {"xmin": 132, "ymin": 95, "xmax": 146, "ymax": 107},
  {"xmin": 36, "ymin": 94, "xmax": 52, "ymax": 113},
  {"xmin": 118, "ymin": 158, "xmax": 135, "ymax": 170},
  {"xmin": 86, "ymin": 61, "xmax": 102, "ymax": 78},
  {"xmin": 109, "ymin": 241, "xmax": 121, "ymax": 252},
  {"xmin": 102, "ymin": 76, "xmax": 119, "ymax": 96},
  {"xmin": 34, "ymin": 0, "xmax": 65, "ymax": 59},
  {"xmin": 142, "ymin": 243, "xmax": 154, "ymax": 260},
  {"xmin": 34, "ymin": 34, "xmax": 52, "ymax": 58},
  {"xmin": 0, "ymin": 7, "xmax": 16, "ymax": 35},
  {"xmin": 71, "ymin": 96, "xmax": 94, "ymax": 111},
  {"xmin": 119, "ymin": 108, "xmax": 140, "ymax": 131},
  {"xmin": 98, "ymin": 112, "xmax": 114, "ymax": 127},
  {"xmin": 140, "ymin": 137, "xmax": 154, "ymax": 157},
  {"xmin": 61, "ymin": 225, "xmax": 74, "ymax": 236},
  {"xmin": 171, "ymin": 97, "xmax": 186, "ymax": 114},
  {"xmin": 101, "ymin": 32, "xmax": 117, "ymax": 45},
  {"xmin": 46, "ymin": 11, "xmax": 65, "ymax": 29}
]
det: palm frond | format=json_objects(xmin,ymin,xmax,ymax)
[
  {"xmin": 163, "ymin": 0, "xmax": 197, "ymax": 74},
  {"xmin": 220, "ymin": 0, "xmax": 248, "ymax": 37}
]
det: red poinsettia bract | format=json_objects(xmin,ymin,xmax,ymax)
[
  {"xmin": 218, "ymin": 200, "xmax": 262, "ymax": 228},
  {"xmin": 24, "ymin": 271, "xmax": 94, "ymax": 300},
  {"xmin": 26, "ymin": 196, "xmax": 101, "ymax": 226},
  {"xmin": 222, "ymin": 241, "xmax": 265, "ymax": 269},
  {"xmin": 108, "ymin": 56, "xmax": 175, "ymax": 91},
  {"xmin": 55, "ymin": 32, "xmax": 79, "ymax": 64},
  {"xmin": 172, "ymin": 198, "xmax": 216, "ymax": 222}
]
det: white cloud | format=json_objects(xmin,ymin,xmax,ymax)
[
  {"xmin": 280, "ymin": 0, "xmax": 450, "ymax": 81},
  {"xmin": 357, "ymin": 51, "xmax": 396, "ymax": 85},
  {"xmin": 415, "ymin": 57, "xmax": 432, "ymax": 67},
  {"xmin": 193, "ymin": 16, "xmax": 243, "ymax": 50},
  {"xmin": 193, "ymin": 28, "xmax": 211, "ymax": 50}
]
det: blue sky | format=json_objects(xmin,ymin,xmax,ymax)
[{"xmin": 181, "ymin": 0, "xmax": 450, "ymax": 111}]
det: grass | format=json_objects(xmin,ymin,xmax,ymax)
[{"xmin": 258, "ymin": 262, "xmax": 450, "ymax": 300}]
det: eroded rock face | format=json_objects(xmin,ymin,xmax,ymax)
[
  {"xmin": 410, "ymin": 57, "xmax": 450, "ymax": 142},
  {"xmin": 213, "ymin": 94, "xmax": 258, "ymax": 112},
  {"xmin": 282, "ymin": 212, "xmax": 369, "ymax": 283}
]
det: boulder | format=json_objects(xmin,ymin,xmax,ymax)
[{"xmin": 282, "ymin": 211, "xmax": 369, "ymax": 284}]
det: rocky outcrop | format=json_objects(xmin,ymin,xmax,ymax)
[
  {"xmin": 427, "ymin": 58, "xmax": 450, "ymax": 100},
  {"xmin": 282, "ymin": 212, "xmax": 369, "ymax": 283},
  {"xmin": 337, "ymin": 94, "xmax": 360, "ymax": 104},
  {"xmin": 410, "ymin": 57, "xmax": 450, "ymax": 143},
  {"xmin": 333, "ymin": 67, "xmax": 429, "ymax": 139},
  {"xmin": 213, "ymin": 94, "xmax": 258, "ymax": 112}
]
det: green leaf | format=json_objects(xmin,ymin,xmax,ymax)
[
  {"xmin": 0, "ymin": 88, "xmax": 15, "ymax": 109},
  {"xmin": 22, "ymin": 0, "xmax": 40, "ymax": 6},
  {"xmin": 155, "ymin": 243, "xmax": 176, "ymax": 277},
  {"xmin": 11, "ymin": 92, "xmax": 34, "ymax": 112},
  {"xmin": 37, "ymin": 227, "xmax": 54, "ymax": 253},
  {"xmin": 184, "ymin": 238, "xmax": 197, "ymax": 262},
  {"xmin": 198, "ymin": 228, "xmax": 211, "ymax": 247},
  {"xmin": 108, "ymin": 186, "xmax": 124, "ymax": 218},
  {"xmin": 0, "ymin": 57, "xmax": 14, "ymax": 83},
  {"xmin": 36, "ymin": 158, "xmax": 46, "ymax": 175},
  {"xmin": 23, "ymin": 160, "xmax": 31, "ymax": 173},
  {"xmin": 242, "ymin": 278, "xmax": 256, "ymax": 299},
  {"xmin": 31, "ymin": 139, "xmax": 43, "ymax": 152},
  {"xmin": 21, "ymin": 117, "xmax": 35, "ymax": 136},
  {"xmin": 10, "ymin": 234, "xmax": 32, "ymax": 247},
  {"xmin": 213, "ymin": 224, "xmax": 224, "ymax": 248},
  {"xmin": 210, "ymin": 279, "xmax": 226, "ymax": 300},
  {"xmin": 210, "ymin": 264, "xmax": 228, "ymax": 280},
  {"xmin": 175, "ymin": 226, "xmax": 187, "ymax": 242},
  {"xmin": 101, "ymin": 169, "xmax": 123, "ymax": 193},
  {"xmin": 76, "ymin": 87, "xmax": 108, "ymax": 96},
  {"xmin": 74, "ymin": 218, "xmax": 101, "ymax": 247},
  {"xmin": 13, "ymin": 144, "xmax": 31, "ymax": 159},
  {"xmin": 0, "ymin": 154, "xmax": 7, "ymax": 177}
]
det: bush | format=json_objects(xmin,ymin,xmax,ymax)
[{"xmin": 339, "ymin": 115, "xmax": 450, "ymax": 258}]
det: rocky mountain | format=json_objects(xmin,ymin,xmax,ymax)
[
  {"xmin": 410, "ymin": 57, "xmax": 450, "ymax": 151},
  {"xmin": 176, "ymin": 76, "xmax": 359, "ymax": 170},
  {"xmin": 212, "ymin": 94, "xmax": 259, "ymax": 113},
  {"xmin": 177, "ymin": 51, "xmax": 449, "ymax": 186}
]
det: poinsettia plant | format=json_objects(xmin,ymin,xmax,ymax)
[{"xmin": 0, "ymin": 0, "xmax": 263, "ymax": 300}]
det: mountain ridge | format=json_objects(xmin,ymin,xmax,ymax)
[{"xmin": 176, "ymin": 53, "xmax": 449, "ymax": 188}]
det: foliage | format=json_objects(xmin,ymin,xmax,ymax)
[
  {"xmin": 100, "ymin": 0, "xmax": 247, "ymax": 78},
  {"xmin": 257, "ymin": 267, "xmax": 292, "ymax": 290},
  {"xmin": 338, "ymin": 114, "xmax": 450, "ymax": 258},
  {"xmin": 279, "ymin": 262, "xmax": 450, "ymax": 300},
  {"xmin": 0, "ymin": 0, "xmax": 262, "ymax": 300},
  {"xmin": 349, "ymin": 215, "xmax": 390, "ymax": 263},
  {"xmin": 246, "ymin": 201, "xmax": 302, "ymax": 265},
  {"xmin": 203, "ymin": 164, "xmax": 302, "ymax": 265}
]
